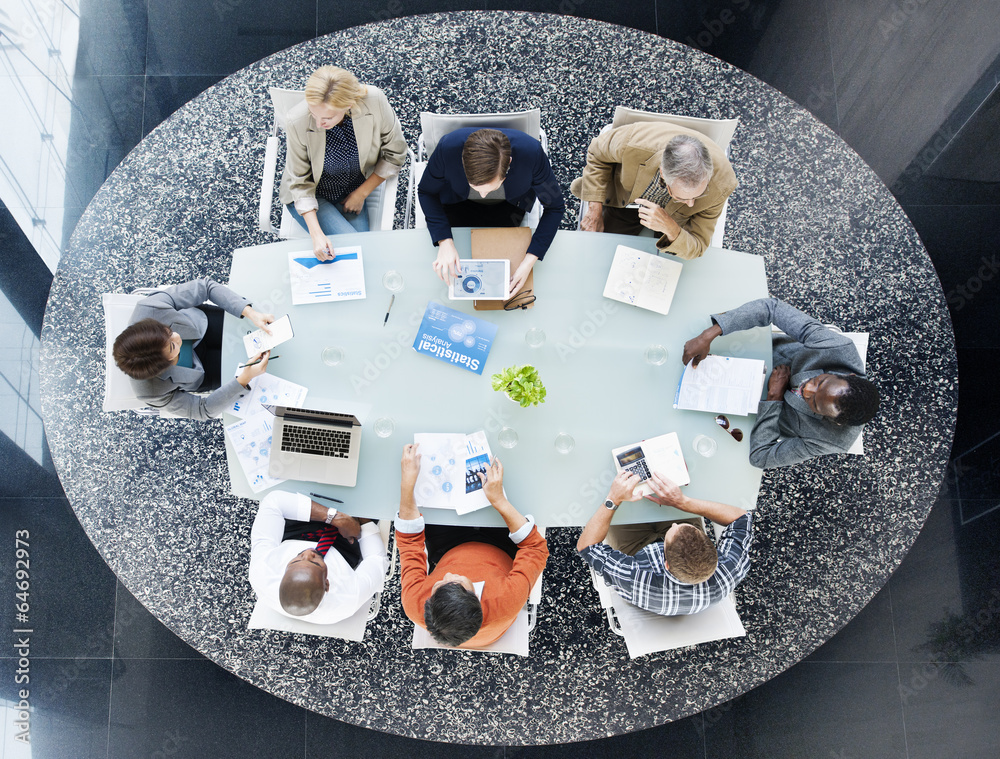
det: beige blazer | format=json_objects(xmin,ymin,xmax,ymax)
[
  {"xmin": 570, "ymin": 122, "xmax": 737, "ymax": 259},
  {"xmin": 278, "ymin": 85, "xmax": 407, "ymax": 213}
]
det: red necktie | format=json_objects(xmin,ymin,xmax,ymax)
[{"xmin": 297, "ymin": 524, "xmax": 341, "ymax": 556}]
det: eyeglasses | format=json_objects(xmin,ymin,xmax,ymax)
[
  {"xmin": 503, "ymin": 290, "xmax": 536, "ymax": 311},
  {"xmin": 657, "ymin": 174, "xmax": 709, "ymax": 202},
  {"xmin": 715, "ymin": 414, "xmax": 744, "ymax": 442}
]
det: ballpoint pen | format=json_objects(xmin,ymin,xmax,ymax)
[
  {"xmin": 383, "ymin": 294, "xmax": 395, "ymax": 327},
  {"xmin": 239, "ymin": 355, "xmax": 280, "ymax": 368},
  {"xmin": 309, "ymin": 492, "xmax": 344, "ymax": 504}
]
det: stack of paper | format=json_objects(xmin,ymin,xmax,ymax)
[
  {"xmin": 412, "ymin": 431, "xmax": 499, "ymax": 515},
  {"xmin": 225, "ymin": 375, "xmax": 308, "ymax": 494},
  {"xmin": 673, "ymin": 356, "xmax": 767, "ymax": 416}
]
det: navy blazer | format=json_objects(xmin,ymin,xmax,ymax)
[{"xmin": 417, "ymin": 127, "xmax": 565, "ymax": 259}]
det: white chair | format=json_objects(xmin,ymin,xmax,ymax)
[
  {"xmin": 102, "ymin": 288, "xmax": 217, "ymax": 418},
  {"xmin": 588, "ymin": 519, "xmax": 746, "ymax": 659},
  {"xmin": 577, "ymin": 106, "xmax": 740, "ymax": 249},
  {"xmin": 248, "ymin": 519, "xmax": 396, "ymax": 641},
  {"xmin": 102, "ymin": 289, "xmax": 174, "ymax": 416},
  {"xmin": 405, "ymin": 108, "xmax": 548, "ymax": 231},
  {"xmin": 409, "ymin": 526, "xmax": 545, "ymax": 656},
  {"xmin": 772, "ymin": 325, "xmax": 869, "ymax": 455},
  {"xmin": 258, "ymin": 87, "xmax": 406, "ymax": 237}
]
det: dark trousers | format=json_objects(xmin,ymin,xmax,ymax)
[
  {"xmin": 281, "ymin": 520, "xmax": 363, "ymax": 570},
  {"xmin": 443, "ymin": 200, "xmax": 525, "ymax": 230},
  {"xmin": 602, "ymin": 204, "xmax": 645, "ymax": 236},
  {"xmin": 424, "ymin": 524, "xmax": 518, "ymax": 572},
  {"xmin": 194, "ymin": 304, "xmax": 224, "ymax": 392}
]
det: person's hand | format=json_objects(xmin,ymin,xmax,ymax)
[
  {"xmin": 509, "ymin": 254, "xmax": 537, "ymax": 296},
  {"xmin": 342, "ymin": 187, "xmax": 369, "ymax": 215},
  {"xmin": 606, "ymin": 471, "xmax": 643, "ymax": 506},
  {"xmin": 433, "ymin": 239, "xmax": 461, "ymax": 282},
  {"xmin": 332, "ymin": 511, "xmax": 362, "ymax": 543},
  {"xmin": 645, "ymin": 472, "xmax": 686, "ymax": 508},
  {"xmin": 237, "ymin": 350, "xmax": 269, "ymax": 388},
  {"xmin": 682, "ymin": 325, "xmax": 721, "ymax": 367},
  {"xmin": 767, "ymin": 364, "xmax": 792, "ymax": 400},
  {"xmin": 478, "ymin": 457, "xmax": 505, "ymax": 505},
  {"xmin": 242, "ymin": 306, "xmax": 274, "ymax": 335},
  {"xmin": 580, "ymin": 201, "xmax": 604, "ymax": 233},
  {"xmin": 400, "ymin": 443, "xmax": 421, "ymax": 491},
  {"xmin": 311, "ymin": 231, "xmax": 333, "ymax": 261},
  {"xmin": 635, "ymin": 198, "xmax": 673, "ymax": 235}
]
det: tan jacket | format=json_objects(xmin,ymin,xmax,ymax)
[
  {"xmin": 570, "ymin": 122, "xmax": 737, "ymax": 259},
  {"xmin": 278, "ymin": 85, "xmax": 407, "ymax": 213}
]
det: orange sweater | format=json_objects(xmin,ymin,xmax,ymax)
[{"xmin": 398, "ymin": 526, "xmax": 549, "ymax": 648}]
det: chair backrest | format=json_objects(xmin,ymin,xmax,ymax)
[
  {"xmin": 419, "ymin": 108, "xmax": 542, "ymax": 156},
  {"xmin": 102, "ymin": 292, "xmax": 149, "ymax": 412},
  {"xmin": 407, "ymin": 525, "xmax": 544, "ymax": 655},
  {"xmin": 268, "ymin": 87, "xmax": 306, "ymax": 132},
  {"xmin": 610, "ymin": 106, "xmax": 739, "ymax": 153}
]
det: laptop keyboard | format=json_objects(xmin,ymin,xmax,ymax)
[
  {"xmin": 624, "ymin": 459, "xmax": 651, "ymax": 481},
  {"xmin": 281, "ymin": 424, "xmax": 351, "ymax": 458}
]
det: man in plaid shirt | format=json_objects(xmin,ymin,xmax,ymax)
[{"xmin": 577, "ymin": 471, "xmax": 752, "ymax": 616}]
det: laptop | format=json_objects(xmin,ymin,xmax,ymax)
[
  {"xmin": 265, "ymin": 404, "xmax": 362, "ymax": 487},
  {"xmin": 611, "ymin": 432, "xmax": 690, "ymax": 496}
]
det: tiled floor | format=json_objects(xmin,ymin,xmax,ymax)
[{"xmin": 1, "ymin": 0, "xmax": 998, "ymax": 756}]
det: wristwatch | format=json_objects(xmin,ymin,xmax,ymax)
[
  {"xmin": 604, "ymin": 498, "xmax": 619, "ymax": 511},
  {"xmin": 324, "ymin": 507, "xmax": 338, "ymax": 525}
]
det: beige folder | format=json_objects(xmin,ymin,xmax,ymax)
[{"xmin": 471, "ymin": 227, "xmax": 534, "ymax": 310}]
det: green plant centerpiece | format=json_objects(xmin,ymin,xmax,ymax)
[{"xmin": 491, "ymin": 364, "xmax": 547, "ymax": 408}]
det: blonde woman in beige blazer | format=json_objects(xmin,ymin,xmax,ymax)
[{"xmin": 279, "ymin": 66, "xmax": 407, "ymax": 260}]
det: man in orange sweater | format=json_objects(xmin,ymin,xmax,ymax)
[{"xmin": 396, "ymin": 443, "xmax": 549, "ymax": 648}]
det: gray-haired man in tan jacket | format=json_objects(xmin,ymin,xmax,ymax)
[{"xmin": 571, "ymin": 122, "xmax": 737, "ymax": 259}]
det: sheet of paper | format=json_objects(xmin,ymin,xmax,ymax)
[
  {"xmin": 603, "ymin": 244, "xmax": 683, "ymax": 316},
  {"xmin": 243, "ymin": 314, "xmax": 294, "ymax": 358},
  {"xmin": 639, "ymin": 432, "xmax": 691, "ymax": 488},
  {"xmin": 456, "ymin": 430, "xmax": 492, "ymax": 515},
  {"xmin": 288, "ymin": 246, "xmax": 366, "ymax": 306},
  {"xmin": 674, "ymin": 356, "xmax": 766, "ymax": 415},
  {"xmin": 225, "ymin": 416, "xmax": 283, "ymax": 494},
  {"xmin": 227, "ymin": 374, "xmax": 308, "ymax": 421},
  {"xmin": 635, "ymin": 254, "xmax": 683, "ymax": 314}
]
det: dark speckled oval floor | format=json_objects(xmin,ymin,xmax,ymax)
[{"xmin": 39, "ymin": 12, "xmax": 956, "ymax": 746}]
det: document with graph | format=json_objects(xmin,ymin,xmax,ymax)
[{"xmin": 287, "ymin": 246, "xmax": 366, "ymax": 305}]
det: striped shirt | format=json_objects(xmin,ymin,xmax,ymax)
[{"xmin": 581, "ymin": 514, "xmax": 753, "ymax": 616}]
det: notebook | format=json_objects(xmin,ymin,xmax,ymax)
[{"xmin": 471, "ymin": 227, "xmax": 534, "ymax": 310}]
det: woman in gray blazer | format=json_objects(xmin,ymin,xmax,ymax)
[
  {"xmin": 113, "ymin": 279, "xmax": 274, "ymax": 421},
  {"xmin": 278, "ymin": 66, "xmax": 407, "ymax": 261}
]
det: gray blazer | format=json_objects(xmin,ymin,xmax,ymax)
[
  {"xmin": 128, "ymin": 278, "xmax": 250, "ymax": 420},
  {"xmin": 712, "ymin": 298, "xmax": 867, "ymax": 469}
]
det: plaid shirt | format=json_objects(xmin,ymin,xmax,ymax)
[{"xmin": 581, "ymin": 514, "xmax": 753, "ymax": 616}]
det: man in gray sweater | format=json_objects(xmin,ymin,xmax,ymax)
[{"xmin": 682, "ymin": 298, "xmax": 880, "ymax": 469}]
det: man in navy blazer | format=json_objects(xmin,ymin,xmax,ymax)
[{"xmin": 418, "ymin": 128, "xmax": 565, "ymax": 295}]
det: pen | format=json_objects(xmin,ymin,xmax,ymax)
[
  {"xmin": 309, "ymin": 492, "xmax": 344, "ymax": 504},
  {"xmin": 383, "ymin": 294, "xmax": 395, "ymax": 327},
  {"xmin": 240, "ymin": 355, "xmax": 280, "ymax": 368}
]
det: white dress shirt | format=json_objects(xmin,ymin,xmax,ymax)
[{"xmin": 250, "ymin": 491, "xmax": 385, "ymax": 624}]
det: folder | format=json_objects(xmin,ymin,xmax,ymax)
[{"xmin": 471, "ymin": 227, "xmax": 534, "ymax": 310}]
